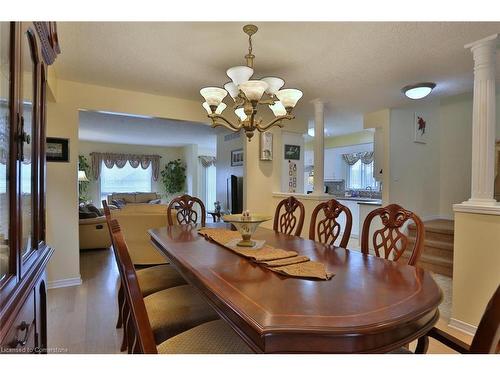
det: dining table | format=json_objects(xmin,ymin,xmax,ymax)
[{"xmin": 149, "ymin": 223, "xmax": 442, "ymax": 354}]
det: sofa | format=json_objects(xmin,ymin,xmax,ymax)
[
  {"xmin": 107, "ymin": 192, "xmax": 161, "ymax": 207},
  {"xmin": 79, "ymin": 216, "xmax": 112, "ymax": 250},
  {"xmin": 110, "ymin": 204, "xmax": 177, "ymax": 266}
]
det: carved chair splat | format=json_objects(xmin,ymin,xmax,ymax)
[
  {"xmin": 273, "ymin": 196, "xmax": 305, "ymax": 237},
  {"xmin": 361, "ymin": 204, "xmax": 424, "ymax": 265},
  {"xmin": 309, "ymin": 199, "xmax": 352, "ymax": 248},
  {"xmin": 167, "ymin": 194, "xmax": 206, "ymax": 226}
]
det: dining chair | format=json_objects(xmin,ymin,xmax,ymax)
[
  {"xmin": 273, "ymin": 196, "xmax": 305, "ymax": 237},
  {"xmin": 309, "ymin": 199, "xmax": 352, "ymax": 248},
  {"xmin": 167, "ymin": 194, "xmax": 206, "ymax": 226},
  {"xmin": 103, "ymin": 201, "xmax": 187, "ymax": 351},
  {"xmin": 109, "ymin": 219, "xmax": 252, "ymax": 354},
  {"xmin": 396, "ymin": 284, "xmax": 500, "ymax": 354},
  {"xmin": 360, "ymin": 203, "xmax": 424, "ymax": 266}
]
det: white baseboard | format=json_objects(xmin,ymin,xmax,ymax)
[
  {"xmin": 48, "ymin": 276, "xmax": 82, "ymax": 289},
  {"xmin": 448, "ymin": 318, "xmax": 477, "ymax": 336}
]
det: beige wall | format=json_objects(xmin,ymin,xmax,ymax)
[
  {"xmin": 305, "ymin": 129, "xmax": 374, "ymax": 151},
  {"xmin": 46, "ymin": 76, "xmax": 208, "ymax": 285},
  {"xmin": 452, "ymin": 211, "xmax": 500, "ymax": 328},
  {"xmin": 46, "ymin": 102, "xmax": 80, "ymax": 285},
  {"xmin": 389, "ymin": 101, "xmax": 441, "ymax": 219},
  {"xmin": 216, "ymin": 132, "xmax": 243, "ymax": 211},
  {"xmin": 78, "ymin": 140, "xmax": 184, "ymax": 205},
  {"xmin": 439, "ymin": 93, "xmax": 500, "ymax": 218},
  {"xmin": 438, "ymin": 94, "xmax": 473, "ymax": 218},
  {"xmin": 364, "ymin": 109, "xmax": 390, "ymax": 203},
  {"xmin": 243, "ymin": 112, "xmax": 308, "ymax": 216}
]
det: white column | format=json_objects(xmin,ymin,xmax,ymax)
[
  {"xmin": 312, "ymin": 99, "xmax": 326, "ymax": 195},
  {"xmin": 464, "ymin": 34, "xmax": 498, "ymax": 206}
]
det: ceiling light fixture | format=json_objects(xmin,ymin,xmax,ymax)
[
  {"xmin": 402, "ymin": 82, "xmax": 436, "ymax": 100},
  {"xmin": 200, "ymin": 24, "xmax": 303, "ymax": 141}
]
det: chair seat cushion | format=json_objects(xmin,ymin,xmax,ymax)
[
  {"xmin": 157, "ymin": 320, "xmax": 253, "ymax": 354},
  {"xmin": 144, "ymin": 285, "xmax": 219, "ymax": 344},
  {"xmin": 137, "ymin": 264, "xmax": 187, "ymax": 297}
]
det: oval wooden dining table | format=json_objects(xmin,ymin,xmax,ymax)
[{"xmin": 149, "ymin": 223, "xmax": 442, "ymax": 354}]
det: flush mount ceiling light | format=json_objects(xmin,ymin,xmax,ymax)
[
  {"xmin": 402, "ymin": 82, "xmax": 436, "ymax": 100},
  {"xmin": 200, "ymin": 24, "xmax": 303, "ymax": 141}
]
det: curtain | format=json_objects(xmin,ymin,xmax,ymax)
[
  {"xmin": 90, "ymin": 152, "xmax": 161, "ymax": 181},
  {"xmin": 342, "ymin": 151, "xmax": 374, "ymax": 166},
  {"xmin": 198, "ymin": 155, "xmax": 216, "ymax": 168}
]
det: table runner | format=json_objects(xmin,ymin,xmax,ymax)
[{"xmin": 198, "ymin": 228, "xmax": 333, "ymax": 280}]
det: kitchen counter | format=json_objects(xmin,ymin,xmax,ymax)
[
  {"xmin": 330, "ymin": 195, "xmax": 381, "ymax": 203},
  {"xmin": 357, "ymin": 200, "xmax": 382, "ymax": 206}
]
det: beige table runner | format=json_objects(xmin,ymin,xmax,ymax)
[{"xmin": 198, "ymin": 228, "xmax": 333, "ymax": 280}]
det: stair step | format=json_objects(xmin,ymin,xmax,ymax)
[
  {"xmin": 408, "ymin": 237, "xmax": 453, "ymax": 250},
  {"xmin": 401, "ymin": 253, "xmax": 454, "ymax": 277},
  {"xmin": 408, "ymin": 219, "xmax": 454, "ymax": 243},
  {"xmin": 408, "ymin": 219, "xmax": 454, "ymax": 235},
  {"xmin": 408, "ymin": 229, "xmax": 454, "ymax": 243}
]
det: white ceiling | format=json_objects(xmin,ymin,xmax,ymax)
[
  {"xmin": 78, "ymin": 110, "xmax": 218, "ymax": 153},
  {"xmin": 58, "ymin": 22, "xmax": 500, "ymax": 136}
]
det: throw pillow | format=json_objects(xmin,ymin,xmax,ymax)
[
  {"xmin": 148, "ymin": 198, "xmax": 161, "ymax": 204},
  {"xmin": 111, "ymin": 199, "xmax": 126, "ymax": 209},
  {"xmin": 86, "ymin": 204, "xmax": 102, "ymax": 216}
]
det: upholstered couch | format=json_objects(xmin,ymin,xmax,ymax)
[
  {"xmin": 107, "ymin": 192, "xmax": 161, "ymax": 207},
  {"xmin": 79, "ymin": 216, "xmax": 112, "ymax": 250},
  {"xmin": 110, "ymin": 204, "xmax": 176, "ymax": 266}
]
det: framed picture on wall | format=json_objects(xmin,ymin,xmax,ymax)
[
  {"xmin": 414, "ymin": 112, "xmax": 427, "ymax": 144},
  {"xmin": 284, "ymin": 144, "xmax": 300, "ymax": 160},
  {"xmin": 231, "ymin": 148, "xmax": 244, "ymax": 167},
  {"xmin": 260, "ymin": 132, "xmax": 273, "ymax": 161},
  {"xmin": 46, "ymin": 137, "xmax": 70, "ymax": 162}
]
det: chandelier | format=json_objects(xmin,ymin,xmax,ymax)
[{"xmin": 199, "ymin": 24, "xmax": 303, "ymax": 141}]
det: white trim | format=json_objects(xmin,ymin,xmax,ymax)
[
  {"xmin": 448, "ymin": 318, "xmax": 477, "ymax": 336},
  {"xmin": 453, "ymin": 202, "xmax": 500, "ymax": 216},
  {"xmin": 48, "ymin": 276, "xmax": 82, "ymax": 289}
]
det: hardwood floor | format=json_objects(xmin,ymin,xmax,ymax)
[
  {"xmin": 47, "ymin": 248, "xmax": 121, "ymax": 353},
  {"xmin": 47, "ymin": 246, "xmax": 470, "ymax": 354}
]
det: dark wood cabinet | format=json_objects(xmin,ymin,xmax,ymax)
[{"xmin": 0, "ymin": 21, "xmax": 59, "ymax": 354}]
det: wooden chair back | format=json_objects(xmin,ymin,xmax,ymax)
[
  {"xmin": 167, "ymin": 194, "xmax": 206, "ymax": 226},
  {"xmin": 309, "ymin": 199, "xmax": 352, "ymax": 248},
  {"xmin": 109, "ymin": 219, "xmax": 158, "ymax": 354},
  {"xmin": 360, "ymin": 204, "xmax": 424, "ymax": 265},
  {"xmin": 102, "ymin": 199, "xmax": 111, "ymax": 220},
  {"xmin": 273, "ymin": 196, "xmax": 305, "ymax": 237},
  {"xmin": 470, "ymin": 284, "xmax": 500, "ymax": 353}
]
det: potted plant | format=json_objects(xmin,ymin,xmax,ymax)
[{"xmin": 161, "ymin": 159, "xmax": 186, "ymax": 195}]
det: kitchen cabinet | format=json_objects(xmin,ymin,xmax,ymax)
[{"xmin": 337, "ymin": 199, "xmax": 360, "ymax": 238}]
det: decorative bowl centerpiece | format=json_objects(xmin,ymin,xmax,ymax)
[{"xmin": 222, "ymin": 211, "xmax": 272, "ymax": 247}]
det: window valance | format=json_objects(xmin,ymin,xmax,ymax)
[
  {"xmin": 342, "ymin": 151, "xmax": 374, "ymax": 166},
  {"xmin": 90, "ymin": 152, "xmax": 161, "ymax": 181},
  {"xmin": 198, "ymin": 155, "xmax": 216, "ymax": 168}
]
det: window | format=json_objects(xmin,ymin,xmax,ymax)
[
  {"xmin": 346, "ymin": 160, "xmax": 378, "ymax": 190},
  {"xmin": 201, "ymin": 164, "xmax": 216, "ymax": 210},
  {"xmin": 100, "ymin": 161, "xmax": 152, "ymax": 202}
]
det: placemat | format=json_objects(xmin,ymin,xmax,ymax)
[{"xmin": 198, "ymin": 228, "xmax": 333, "ymax": 280}]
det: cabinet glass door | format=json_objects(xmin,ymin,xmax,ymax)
[
  {"xmin": 20, "ymin": 28, "xmax": 37, "ymax": 258},
  {"xmin": 0, "ymin": 23, "xmax": 11, "ymax": 282}
]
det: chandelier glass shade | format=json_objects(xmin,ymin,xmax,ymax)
[{"xmin": 200, "ymin": 24, "xmax": 303, "ymax": 140}]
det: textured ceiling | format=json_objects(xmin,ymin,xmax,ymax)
[{"xmin": 58, "ymin": 22, "xmax": 500, "ymax": 136}]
